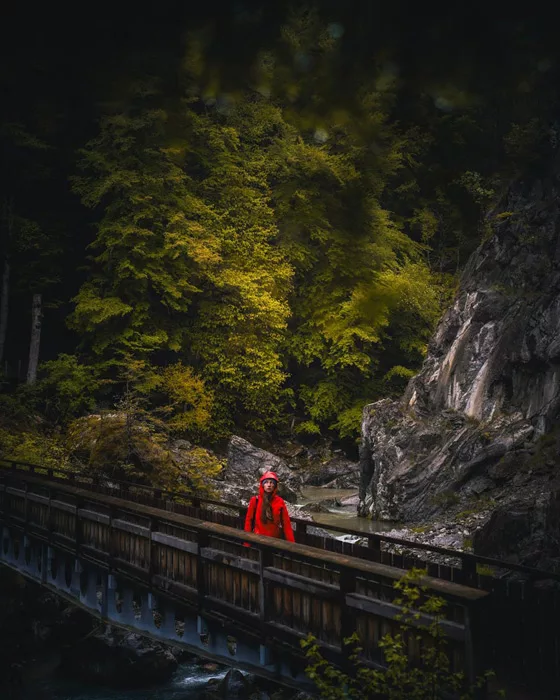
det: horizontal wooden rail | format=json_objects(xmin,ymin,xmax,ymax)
[
  {"xmin": 0, "ymin": 467, "xmax": 487, "ymax": 685},
  {"xmin": 3, "ymin": 461, "xmax": 559, "ymax": 694},
  {"xmin": 1, "ymin": 457, "xmax": 559, "ymax": 584},
  {"xmin": 0, "ymin": 470, "xmax": 486, "ymax": 602}
]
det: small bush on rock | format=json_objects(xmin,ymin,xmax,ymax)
[{"xmin": 67, "ymin": 385, "xmax": 221, "ymax": 493}]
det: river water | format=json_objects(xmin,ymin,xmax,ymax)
[
  {"xmin": 299, "ymin": 486, "xmax": 397, "ymax": 533},
  {"xmin": 24, "ymin": 661, "xmax": 228, "ymax": 700}
]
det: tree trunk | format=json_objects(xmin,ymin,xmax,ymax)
[
  {"xmin": 0, "ymin": 199, "xmax": 13, "ymax": 367},
  {"xmin": 26, "ymin": 293, "xmax": 42, "ymax": 384},
  {"xmin": 0, "ymin": 258, "xmax": 9, "ymax": 365}
]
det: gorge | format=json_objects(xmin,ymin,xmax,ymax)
[{"xmin": 358, "ymin": 165, "xmax": 560, "ymax": 571}]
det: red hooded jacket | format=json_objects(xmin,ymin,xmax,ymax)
[{"xmin": 244, "ymin": 471, "xmax": 295, "ymax": 542}]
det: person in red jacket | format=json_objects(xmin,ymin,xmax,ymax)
[{"xmin": 244, "ymin": 471, "xmax": 295, "ymax": 542}]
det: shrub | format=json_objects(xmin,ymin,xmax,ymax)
[
  {"xmin": 301, "ymin": 568, "xmax": 502, "ymax": 699},
  {"xmin": 0, "ymin": 427, "xmax": 70, "ymax": 470},
  {"xmin": 66, "ymin": 386, "xmax": 222, "ymax": 494}
]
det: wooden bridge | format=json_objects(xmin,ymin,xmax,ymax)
[{"xmin": 1, "ymin": 460, "xmax": 559, "ymax": 696}]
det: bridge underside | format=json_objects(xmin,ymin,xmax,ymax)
[{"xmin": 0, "ymin": 526, "xmax": 312, "ymax": 690}]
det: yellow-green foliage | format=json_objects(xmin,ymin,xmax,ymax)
[
  {"xmin": 183, "ymin": 103, "xmax": 294, "ymax": 431},
  {"xmin": 70, "ymin": 104, "xmax": 218, "ymax": 363},
  {"xmin": 383, "ymin": 365, "xmax": 417, "ymax": 394},
  {"xmin": 67, "ymin": 408, "xmax": 222, "ymax": 495},
  {"xmin": 66, "ymin": 12, "xmax": 453, "ymax": 440},
  {"xmin": 476, "ymin": 563, "xmax": 495, "ymax": 577},
  {"xmin": 0, "ymin": 428, "xmax": 70, "ymax": 470},
  {"xmin": 4, "ymin": 5, "xmax": 554, "ymax": 447},
  {"xmin": 158, "ymin": 363, "xmax": 213, "ymax": 434},
  {"xmin": 302, "ymin": 568, "xmax": 501, "ymax": 699},
  {"xmin": 175, "ymin": 446, "xmax": 223, "ymax": 495},
  {"xmin": 37, "ymin": 354, "xmax": 101, "ymax": 420}
]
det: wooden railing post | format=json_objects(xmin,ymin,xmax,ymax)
[
  {"xmin": 296, "ymin": 521, "xmax": 308, "ymax": 544},
  {"xmin": 196, "ymin": 529, "xmax": 210, "ymax": 612},
  {"xmin": 259, "ymin": 545, "xmax": 274, "ymax": 625},
  {"xmin": 148, "ymin": 516, "xmax": 156, "ymax": 583},
  {"xmin": 464, "ymin": 597, "xmax": 488, "ymax": 699},
  {"xmin": 462, "ymin": 554, "xmax": 477, "ymax": 587},
  {"xmin": 47, "ymin": 487, "xmax": 54, "ymax": 541},
  {"xmin": 3, "ymin": 473, "xmax": 11, "ymax": 522},
  {"xmin": 108, "ymin": 505, "xmax": 116, "ymax": 571},
  {"xmin": 339, "ymin": 567, "xmax": 357, "ymax": 655},
  {"xmin": 75, "ymin": 497, "xmax": 82, "ymax": 557},
  {"xmin": 23, "ymin": 481, "xmax": 29, "ymax": 525},
  {"xmin": 367, "ymin": 535, "xmax": 381, "ymax": 561}
]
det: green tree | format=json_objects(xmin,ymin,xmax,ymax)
[
  {"xmin": 70, "ymin": 83, "xmax": 295, "ymax": 434},
  {"xmin": 0, "ymin": 122, "xmax": 54, "ymax": 373},
  {"xmin": 66, "ymin": 7, "xmax": 558, "ymax": 444},
  {"xmin": 70, "ymin": 94, "xmax": 220, "ymax": 370},
  {"xmin": 70, "ymin": 16, "xmax": 450, "ymax": 441},
  {"xmin": 250, "ymin": 11, "xmax": 444, "ymax": 438},
  {"xmin": 178, "ymin": 99, "xmax": 294, "ymax": 432}
]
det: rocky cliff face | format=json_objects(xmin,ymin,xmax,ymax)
[{"xmin": 359, "ymin": 171, "xmax": 560, "ymax": 568}]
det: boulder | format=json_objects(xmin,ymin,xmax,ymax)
[
  {"xmin": 59, "ymin": 627, "xmax": 178, "ymax": 687},
  {"xmin": 217, "ymin": 668, "xmax": 253, "ymax": 698},
  {"xmin": 301, "ymin": 454, "xmax": 360, "ymax": 487},
  {"xmin": 223, "ymin": 436, "xmax": 302, "ymax": 503},
  {"xmin": 472, "ymin": 505, "xmax": 534, "ymax": 561},
  {"xmin": 487, "ymin": 450, "xmax": 531, "ymax": 481},
  {"xmin": 473, "ymin": 486, "xmax": 560, "ymax": 570},
  {"xmin": 458, "ymin": 475, "xmax": 495, "ymax": 497},
  {"xmin": 204, "ymin": 668, "xmax": 254, "ymax": 699}
]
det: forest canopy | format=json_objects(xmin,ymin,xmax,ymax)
[{"xmin": 1, "ymin": 3, "xmax": 558, "ymax": 452}]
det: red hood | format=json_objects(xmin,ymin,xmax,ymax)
[{"xmin": 259, "ymin": 470, "xmax": 279, "ymax": 498}]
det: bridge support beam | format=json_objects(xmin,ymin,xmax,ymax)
[
  {"xmin": 0, "ymin": 521, "xmax": 340, "ymax": 692},
  {"xmin": 46, "ymin": 546, "xmax": 54, "ymax": 582},
  {"xmin": 205, "ymin": 618, "xmax": 232, "ymax": 658},
  {"xmin": 259, "ymin": 644, "xmax": 271, "ymax": 667},
  {"xmin": 180, "ymin": 615, "xmax": 199, "ymax": 647},
  {"xmin": 139, "ymin": 591, "xmax": 154, "ymax": 630},
  {"xmin": 159, "ymin": 602, "xmax": 177, "ymax": 638},
  {"xmin": 81, "ymin": 568, "xmax": 99, "ymax": 611},
  {"xmin": 106, "ymin": 573, "xmax": 118, "ymax": 618},
  {"xmin": 40, "ymin": 543, "xmax": 48, "ymax": 583},
  {"xmin": 1, "ymin": 527, "xmax": 10, "ymax": 562},
  {"xmin": 71, "ymin": 559, "xmax": 83, "ymax": 597}
]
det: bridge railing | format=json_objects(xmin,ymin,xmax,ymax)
[
  {"xmin": 0, "ymin": 467, "xmax": 488, "ymax": 686},
  {"xmin": 2, "ymin": 464, "xmax": 560, "ymax": 694},
  {"xmin": 1, "ymin": 457, "xmax": 559, "ymax": 589}
]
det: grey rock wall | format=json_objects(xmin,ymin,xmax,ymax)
[{"xmin": 359, "ymin": 171, "xmax": 560, "ymax": 566}]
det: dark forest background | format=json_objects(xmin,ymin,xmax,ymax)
[{"xmin": 1, "ymin": 2, "xmax": 558, "ymax": 481}]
